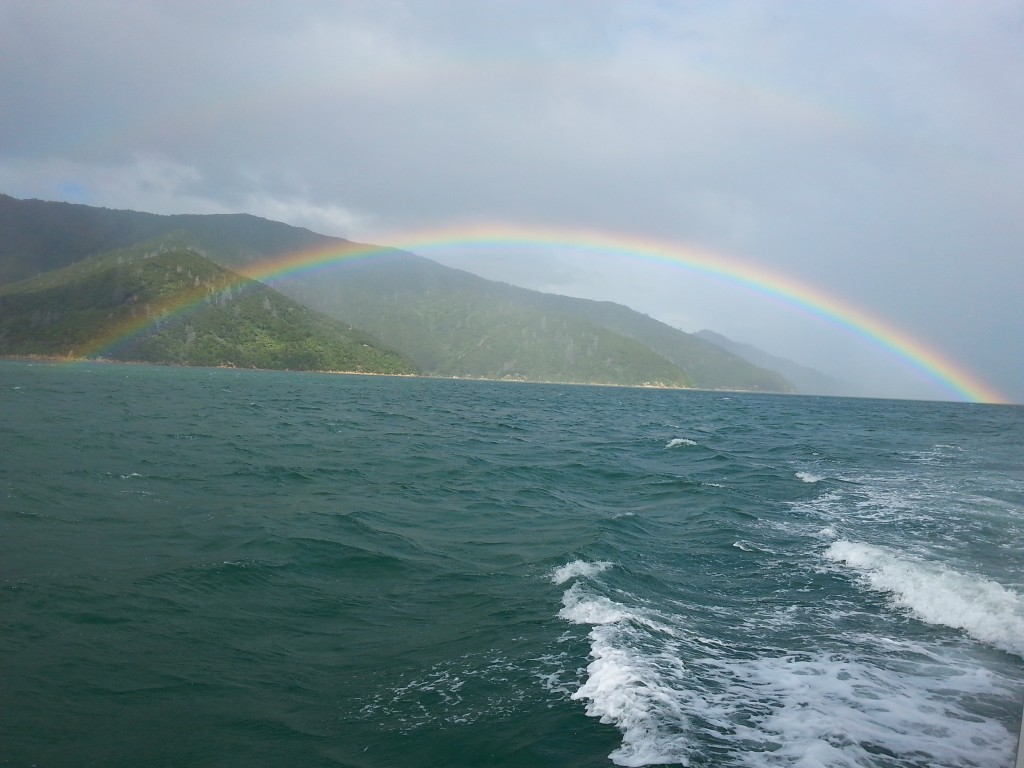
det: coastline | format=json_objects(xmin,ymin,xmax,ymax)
[{"xmin": 0, "ymin": 354, "xmax": 708, "ymax": 391}]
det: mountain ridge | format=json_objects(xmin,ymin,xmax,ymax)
[
  {"xmin": 279, "ymin": 248, "xmax": 793, "ymax": 392},
  {"xmin": 696, "ymin": 329, "xmax": 848, "ymax": 396}
]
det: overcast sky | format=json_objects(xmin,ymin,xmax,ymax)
[{"xmin": 2, "ymin": 0, "xmax": 1021, "ymax": 402}]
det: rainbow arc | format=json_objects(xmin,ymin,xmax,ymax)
[{"xmin": 83, "ymin": 224, "xmax": 1008, "ymax": 404}]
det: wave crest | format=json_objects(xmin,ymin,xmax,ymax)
[
  {"xmin": 551, "ymin": 559, "xmax": 612, "ymax": 585},
  {"xmin": 825, "ymin": 541, "xmax": 1024, "ymax": 657},
  {"xmin": 665, "ymin": 438, "xmax": 697, "ymax": 449}
]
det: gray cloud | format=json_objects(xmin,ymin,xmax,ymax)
[{"xmin": 2, "ymin": 0, "xmax": 1021, "ymax": 401}]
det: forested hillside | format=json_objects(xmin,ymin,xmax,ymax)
[{"xmin": 0, "ymin": 242, "xmax": 417, "ymax": 374}]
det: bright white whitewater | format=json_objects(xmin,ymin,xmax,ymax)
[{"xmin": 2, "ymin": 361, "xmax": 1022, "ymax": 767}]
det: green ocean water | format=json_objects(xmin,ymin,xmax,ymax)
[{"xmin": 2, "ymin": 361, "xmax": 1022, "ymax": 767}]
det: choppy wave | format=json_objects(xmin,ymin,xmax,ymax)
[
  {"xmin": 555, "ymin": 555, "xmax": 1021, "ymax": 767},
  {"xmin": 550, "ymin": 559, "xmax": 612, "ymax": 585},
  {"xmin": 826, "ymin": 541, "xmax": 1024, "ymax": 657},
  {"xmin": 561, "ymin": 605, "xmax": 1018, "ymax": 768},
  {"xmin": 795, "ymin": 471, "xmax": 824, "ymax": 483},
  {"xmin": 558, "ymin": 579, "xmax": 696, "ymax": 766},
  {"xmin": 665, "ymin": 438, "xmax": 697, "ymax": 449}
]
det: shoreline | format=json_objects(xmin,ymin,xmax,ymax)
[
  {"xmin": 0, "ymin": 353, "xmax": 420, "ymax": 379},
  {"xmin": 0, "ymin": 353, "xmax": 710, "ymax": 392}
]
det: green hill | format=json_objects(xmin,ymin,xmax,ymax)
[
  {"xmin": 281, "ymin": 249, "xmax": 790, "ymax": 391},
  {"xmin": 0, "ymin": 243, "xmax": 417, "ymax": 375},
  {"xmin": 497, "ymin": 286, "xmax": 794, "ymax": 393},
  {"xmin": 278, "ymin": 250, "xmax": 694, "ymax": 387}
]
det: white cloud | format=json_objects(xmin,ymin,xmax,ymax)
[
  {"xmin": 240, "ymin": 194, "xmax": 370, "ymax": 238},
  {"xmin": 0, "ymin": 154, "xmax": 216, "ymax": 213},
  {"xmin": 0, "ymin": 153, "xmax": 368, "ymax": 237}
]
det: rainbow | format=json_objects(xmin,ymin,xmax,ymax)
[{"xmin": 85, "ymin": 223, "xmax": 1008, "ymax": 404}]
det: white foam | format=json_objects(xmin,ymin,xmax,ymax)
[
  {"xmin": 559, "ymin": 583, "xmax": 679, "ymax": 635},
  {"xmin": 573, "ymin": 626, "xmax": 696, "ymax": 766},
  {"xmin": 558, "ymin": 582, "xmax": 632, "ymax": 625},
  {"xmin": 532, "ymin": 651, "xmax": 579, "ymax": 697},
  {"xmin": 558, "ymin": 584, "xmax": 704, "ymax": 765},
  {"xmin": 825, "ymin": 541, "xmax": 1024, "ymax": 657},
  {"xmin": 727, "ymin": 651, "xmax": 1016, "ymax": 768},
  {"xmin": 557, "ymin": 572, "xmax": 1019, "ymax": 767},
  {"xmin": 665, "ymin": 438, "xmax": 697, "ymax": 449},
  {"xmin": 551, "ymin": 559, "xmax": 612, "ymax": 585},
  {"xmin": 359, "ymin": 652, "xmax": 533, "ymax": 730},
  {"xmin": 796, "ymin": 471, "xmax": 824, "ymax": 483},
  {"xmin": 567, "ymin": 633, "xmax": 1017, "ymax": 767}
]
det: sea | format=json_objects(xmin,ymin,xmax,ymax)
[{"xmin": 2, "ymin": 360, "xmax": 1022, "ymax": 768}]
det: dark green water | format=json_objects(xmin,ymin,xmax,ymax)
[{"xmin": 2, "ymin": 362, "xmax": 1022, "ymax": 767}]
